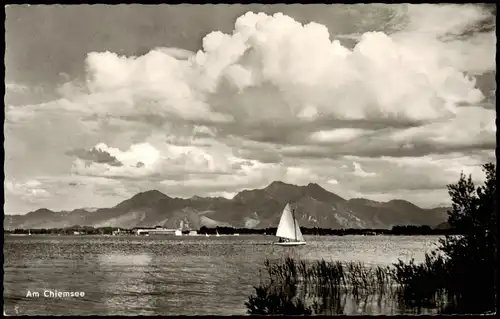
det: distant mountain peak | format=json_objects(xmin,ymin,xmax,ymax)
[
  {"xmin": 304, "ymin": 182, "xmax": 345, "ymax": 202},
  {"xmin": 306, "ymin": 182, "xmax": 324, "ymax": 190},
  {"xmin": 265, "ymin": 181, "xmax": 292, "ymax": 188},
  {"xmin": 35, "ymin": 208, "xmax": 52, "ymax": 212},
  {"xmin": 262, "ymin": 181, "xmax": 330, "ymax": 192},
  {"xmin": 114, "ymin": 189, "xmax": 170, "ymax": 210},
  {"xmin": 126, "ymin": 189, "xmax": 170, "ymax": 201},
  {"xmin": 136, "ymin": 189, "xmax": 168, "ymax": 197},
  {"xmin": 30, "ymin": 208, "xmax": 54, "ymax": 215},
  {"xmin": 263, "ymin": 180, "xmax": 303, "ymax": 195},
  {"xmin": 387, "ymin": 199, "xmax": 419, "ymax": 208}
]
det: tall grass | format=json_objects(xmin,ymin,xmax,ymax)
[
  {"xmin": 246, "ymin": 256, "xmax": 405, "ymax": 315},
  {"xmin": 246, "ymin": 255, "xmax": 456, "ymax": 315}
]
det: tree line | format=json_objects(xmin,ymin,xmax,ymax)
[
  {"xmin": 6, "ymin": 224, "xmax": 459, "ymax": 236},
  {"xmin": 200, "ymin": 225, "xmax": 460, "ymax": 236},
  {"xmin": 5, "ymin": 226, "xmax": 124, "ymax": 235}
]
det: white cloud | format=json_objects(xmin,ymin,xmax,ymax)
[
  {"xmin": 393, "ymin": 4, "xmax": 495, "ymax": 74},
  {"xmin": 389, "ymin": 106, "xmax": 495, "ymax": 148},
  {"xmin": 159, "ymin": 160, "xmax": 285, "ymax": 196},
  {"xmin": 403, "ymin": 4, "xmax": 491, "ymax": 37},
  {"xmin": 285, "ymin": 166, "xmax": 321, "ymax": 185},
  {"xmin": 5, "ymin": 82, "xmax": 30, "ymax": 93},
  {"xmin": 39, "ymin": 8, "xmax": 486, "ymax": 129},
  {"xmin": 297, "ymin": 104, "xmax": 319, "ymax": 120},
  {"xmin": 337, "ymin": 152, "xmax": 491, "ymax": 198},
  {"xmin": 353, "ymin": 162, "xmax": 377, "ymax": 177},
  {"xmin": 310, "ymin": 128, "xmax": 369, "ymax": 143},
  {"xmin": 4, "ymin": 179, "xmax": 50, "ymax": 207},
  {"xmin": 4, "ymin": 5, "xmax": 496, "ymax": 213},
  {"xmin": 9, "ymin": 7, "xmax": 493, "ymax": 134},
  {"xmin": 205, "ymin": 191, "xmax": 237, "ymax": 199},
  {"xmin": 72, "ymin": 138, "xmax": 282, "ymax": 181},
  {"xmin": 5, "ymin": 179, "xmax": 49, "ymax": 197},
  {"xmin": 3, "ymin": 175, "xmax": 136, "ymax": 214},
  {"xmin": 327, "ymin": 179, "xmax": 339, "ymax": 185}
]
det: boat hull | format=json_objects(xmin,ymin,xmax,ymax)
[{"xmin": 274, "ymin": 241, "xmax": 306, "ymax": 246}]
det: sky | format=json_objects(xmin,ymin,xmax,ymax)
[{"xmin": 4, "ymin": 4, "xmax": 496, "ymax": 214}]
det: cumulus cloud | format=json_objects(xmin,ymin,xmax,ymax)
[
  {"xmin": 67, "ymin": 146, "xmax": 123, "ymax": 166},
  {"xmin": 327, "ymin": 179, "xmax": 339, "ymax": 185},
  {"xmin": 389, "ymin": 106, "xmax": 495, "ymax": 150},
  {"xmin": 234, "ymin": 148, "xmax": 283, "ymax": 164},
  {"xmin": 71, "ymin": 142, "xmax": 162, "ymax": 179},
  {"xmin": 274, "ymin": 149, "xmax": 493, "ymax": 207},
  {"xmin": 285, "ymin": 166, "xmax": 321, "ymax": 185},
  {"xmin": 38, "ymin": 6, "xmax": 491, "ymax": 167},
  {"xmin": 71, "ymin": 139, "xmax": 283, "ymax": 183},
  {"xmin": 402, "ymin": 4, "xmax": 493, "ymax": 40},
  {"xmin": 309, "ymin": 128, "xmax": 370, "ymax": 144},
  {"xmin": 3, "ymin": 175, "xmax": 136, "ymax": 213},
  {"xmin": 4, "ymin": 179, "xmax": 50, "ymax": 203},
  {"xmin": 4, "ymin": 82, "xmax": 60, "ymax": 120},
  {"xmin": 48, "ymin": 8, "xmax": 487, "ymax": 129},
  {"xmin": 279, "ymin": 105, "xmax": 495, "ymax": 159},
  {"xmin": 5, "ymin": 82, "xmax": 30, "ymax": 93},
  {"xmin": 5, "ymin": 4, "xmax": 496, "ymax": 213},
  {"xmin": 335, "ymin": 152, "xmax": 491, "ymax": 195},
  {"xmin": 392, "ymin": 4, "xmax": 496, "ymax": 74},
  {"xmin": 353, "ymin": 162, "xmax": 377, "ymax": 177},
  {"xmin": 159, "ymin": 159, "xmax": 286, "ymax": 196}
]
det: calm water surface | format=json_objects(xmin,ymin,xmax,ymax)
[{"xmin": 3, "ymin": 234, "xmax": 442, "ymax": 315}]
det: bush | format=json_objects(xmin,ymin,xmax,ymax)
[{"xmin": 395, "ymin": 163, "xmax": 496, "ymax": 314}]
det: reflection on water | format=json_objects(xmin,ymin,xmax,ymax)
[
  {"xmin": 3, "ymin": 235, "xmax": 441, "ymax": 315},
  {"xmin": 98, "ymin": 253, "xmax": 157, "ymax": 315}
]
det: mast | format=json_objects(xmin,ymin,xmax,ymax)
[{"xmin": 292, "ymin": 208, "xmax": 297, "ymax": 241}]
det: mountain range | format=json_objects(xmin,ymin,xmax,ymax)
[{"xmin": 3, "ymin": 181, "xmax": 450, "ymax": 230}]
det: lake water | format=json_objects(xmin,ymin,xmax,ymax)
[{"xmin": 3, "ymin": 234, "xmax": 442, "ymax": 315}]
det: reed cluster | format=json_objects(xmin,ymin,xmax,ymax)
[{"xmin": 246, "ymin": 256, "xmax": 404, "ymax": 315}]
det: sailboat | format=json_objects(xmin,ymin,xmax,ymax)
[
  {"xmin": 216, "ymin": 230, "xmax": 220, "ymax": 237},
  {"xmin": 274, "ymin": 203, "xmax": 306, "ymax": 246}
]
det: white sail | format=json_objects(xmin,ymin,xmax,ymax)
[
  {"xmin": 276, "ymin": 204, "xmax": 304, "ymax": 242},
  {"xmin": 294, "ymin": 219, "xmax": 305, "ymax": 242}
]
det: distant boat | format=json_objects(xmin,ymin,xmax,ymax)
[
  {"xmin": 274, "ymin": 203, "xmax": 306, "ymax": 246},
  {"xmin": 206, "ymin": 233, "xmax": 210, "ymax": 237},
  {"xmin": 216, "ymin": 230, "xmax": 220, "ymax": 237}
]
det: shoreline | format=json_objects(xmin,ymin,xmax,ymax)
[
  {"xmin": 3, "ymin": 224, "xmax": 459, "ymax": 237},
  {"xmin": 4, "ymin": 233, "xmax": 452, "ymax": 237}
]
